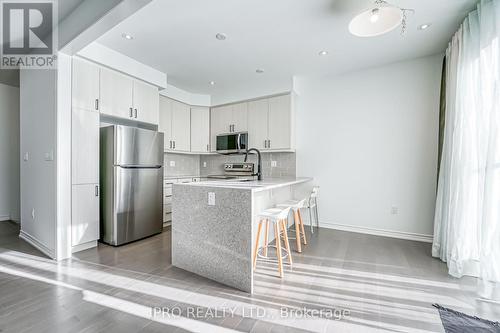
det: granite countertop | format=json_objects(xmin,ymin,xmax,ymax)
[{"xmin": 175, "ymin": 177, "xmax": 313, "ymax": 192}]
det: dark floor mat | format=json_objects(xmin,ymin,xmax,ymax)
[{"xmin": 433, "ymin": 304, "xmax": 500, "ymax": 333}]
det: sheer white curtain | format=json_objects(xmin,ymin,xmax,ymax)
[{"xmin": 433, "ymin": 0, "xmax": 500, "ymax": 301}]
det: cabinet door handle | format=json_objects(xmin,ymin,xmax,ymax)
[
  {"xmin": 173, "ymin": 141, "xmax": 176, "ymax": 149},
  {"xmin": 268, "ymin": 140, "xmax": 271, "ymax": 148},
  {"xmin": 169, "ymin": 140, "xmax": 172, "ymax": 149},
  {"xmin": 95, "ymin": 99, "xmax": 99, "ymax": 111},
  {"xmin": 134, "ymin": 108, "xmax": 138, "ymax": 119},
  {"xmin": 129, "ymin": 107, "xmax": 133, "ymax": 118},
  {"xmin": 207, "ymin": 144, "xmax": 209, "ymax": 151},
  {"xmin": 95, "ymin": 185, "xmax": 99, "ymax": 197}
]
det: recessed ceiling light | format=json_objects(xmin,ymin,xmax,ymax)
[
  {"xmin": 209, "ymin": 81, "xmax": 216, "ymax": 86},
  {"xmin": 319, "ymin": 50, "xmax": 328, "ymax": 56},
  {"xmin": 215, "ymin": 33, "xmax": 227, "ymax": 40},
  {"xmin": 256, "ymin": 69, "xmax": 264, "ymax": 74},
  {"xmin": 121, "ymin": 33, "xmax": 133, "ymax": 40},
  {"xmin": 418, "ymin": 23, "xmax": 431, "ymax": 30}
]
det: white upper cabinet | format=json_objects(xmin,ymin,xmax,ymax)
[
  {"xmin": 191, "ymin": 106, "xmax": 210, "ymax": 153},
  {"xmin": 159, "ymin": 96, "xmax": 191, "ymax": 152},
  {"xmin": 231, "ymin": 102, "xmax": 248, "ymax": 132},
  {"xmin": 159, "ymin": 96, "xmax": 173, "ymax": 150},
  {"xmin": 99, "ymin": 67, "xmax": 134, "ymax": 119},
  {"xmin": 248, "ymin": 99, "xmax": 269, "ymax": 150},
  {"xmin": 171, "ymin": 100, "xmax": 191, "ymax": 152},
  {"xmin": 99, "ymin": 67, "xmax": 159, "ymax": 125},
  {"xmin": 246, "ymin": 94, "xmax": 293, "ymax": 151},
  {"xmin": 210, "ymin": 105, "xmax": 232, "ymax": 151},
  {"xmin": 72, "ymin": 57, "xmax": 99, "ymax": 111},
  {"xmin": 132, "ymin": 80, "xmax": 159, "ymax": 124},
  {"xmin": 268, "ymin": 94, "xmax": 291, "ymax": 150}
]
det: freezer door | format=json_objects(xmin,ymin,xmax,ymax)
[
  {"xmin": 111, "ymin": 166, "xmax": 163, "ymax": 245},
  {"xmin": 115, "ymin": 125, "xmax": 164, "ymax": 166}
]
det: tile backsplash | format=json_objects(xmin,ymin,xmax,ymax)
[
  {"xmin": 164, "ymin": 153, "xmax": 200, "ymax": 177},
  {"xmin": 164, "ymin": 152, "xmax": 296, "ymax": 178},
  {"xmin": 200, "ymin": 152, "xmax": 296, "ymax": 178}
]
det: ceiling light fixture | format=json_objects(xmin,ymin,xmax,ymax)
[
  {"xmin": 418, "ymin": 23, "xmax": 431, "ymax": 30},
  {"xmin": 121, "ymin": 33, "xmax": 133, "ymax": 40},
  {"xmin": 209, "ymin": 81, "xmax": 216, "ymax": 85},
  {"xmin": 256, "ymin": 69, "xmax": 265, "ymax": 74},
  {"xmin": 349, "ymin": 0, "xmax": 414, "ymax": 37},
  {"xmin": 215, "ymin": 33, "xmax": 227, "ymax": 40},
  {"xmin": 319, "ymin": 50, "xmax": 329, "ymax": 56}
]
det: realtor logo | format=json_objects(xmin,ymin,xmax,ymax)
[{"xmin": 0, "ymin": 0, "xmax": 57, "ymax": 68}]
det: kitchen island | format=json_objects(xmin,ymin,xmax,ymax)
[{"xmin": 172, "ymin": 177, "xmax": 313, "ymax": 293}]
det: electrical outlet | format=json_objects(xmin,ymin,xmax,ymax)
[
  {"xmin": 208, "ymin": 192, "xmax": 216, "ymax": 206},
  {"xmin": 44, "ymin": 150, "xmax": 54, "ymax": 161},
  {"xmin": 31, "ymin": 208, "xmax": 35, "ymax": 219},
  {"xmin": 23, "ymin": 152, "xmax": 29, "ymax": 161},
  {"xmin": 169, "ymin": 161, "xmax": 175, "ymax": 167},
  {"xmin": 203, "ymin": 162, "xmax": 207, "ymax": 168},
  {"xmin": 390, "ymin": 206, "xmax": 399, "ymax": 215},
  {"xmin": 271, "ymin": 161, "xmax": 277, "ymax": 168}
]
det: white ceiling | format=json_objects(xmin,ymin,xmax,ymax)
[{"xmin": 97, "ymin": 0, "xmax": 477, "ymax": 100}]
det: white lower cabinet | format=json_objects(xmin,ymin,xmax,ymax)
[{"xmin": 72, "ymin": 184, "xmax": 99, "ymax": 246}]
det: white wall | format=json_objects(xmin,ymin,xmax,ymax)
[
  {"xmin": 295, "ymin": 54, "xmax": 443, "ymax": 240},
  {"xmin": 0, "ymin": 83, "xmax": 20, "ymax": 221},
  {"xmin": 19, "ymin": 69, "xmax": 57, "ymax": 257}
]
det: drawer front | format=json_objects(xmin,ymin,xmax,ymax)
[
  {"xmin": 163, "ymin": 195, "xmax": 172, "ymax": 205},
  {"xmin": 164, "ymin": 179, "xmax": 176, "ymax": 187},
  {"xmin": 163, "ymin": 212, "xmax": 172, "ymax": 223},
  {"xmin": 164, "ymin": 203, "xmax": 172, "ymax": 214},
  {"xmin": 164, "ymin": 187, "xmax": 173, "ymax": 197}
]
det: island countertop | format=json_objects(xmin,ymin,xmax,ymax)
[{"xmin": 176, "ymin": 177, "xmax": 313, "ymax": 192}]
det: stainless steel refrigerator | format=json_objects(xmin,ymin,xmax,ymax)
[{"xmin": 100, "ymin": 125, "xmax": 164, "ymax": 246}]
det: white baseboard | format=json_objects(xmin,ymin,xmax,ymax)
[
  {"xmin": 72, "ymin": 240, "xmax": 97, "ymax": 253},
  {"xmin": 0, "ymin": 215, "xmax": 10, "ymax": 221},
  {"xmin": 320, "ymin": 222, "xmax": 433, "ymax": 243},
  {"xmin": 19, "ymin": 230, "xmax": 56, "ymax": 258}
]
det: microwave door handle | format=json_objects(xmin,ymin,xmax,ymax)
[{"xmin": 237, "ymin": 133, "xmax": 241, "ymax": 152}]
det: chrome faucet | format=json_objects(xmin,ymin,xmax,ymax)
[{"xmin": 244, "ymin": 148, "xmax": 262, "ymax": 180}]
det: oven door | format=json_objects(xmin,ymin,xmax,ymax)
[{"xmin": 216, "ymin": 132, "xmax": 247, "ymax": 154}]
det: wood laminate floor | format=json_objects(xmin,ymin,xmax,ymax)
[{"xmin": 0, "ymin": 220, "xmax": 499, "ymax": 332}]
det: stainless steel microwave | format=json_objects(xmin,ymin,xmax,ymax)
[{"xmin": 216, "ymin": 132, "xmax": 248, "ymax": 154}]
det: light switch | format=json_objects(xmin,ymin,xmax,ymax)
[
  {"xmin": 208, "ymin": 192, "xmax": 215, "ymax": 206},
  {"xmin": 271, "ymin": 161, "xmax": 277, "ymax": 168},
  {"xmin": 203, "ymin": 162, "xmax": 207, "ymax": 168},
  {"xmin": 23, "ymin": 152, "xmax": 29, "ymax": 161},
  {"xmin": 170, "ymin": 161, "xmax": 175, "ymax": 167}
]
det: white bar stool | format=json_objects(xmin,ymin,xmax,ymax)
[
  {"xmin": 253, "ymin": 207, "xmax": 292, "ymax": 278},
  {"xmin": 276, "ymin": 199, "xmax": 307, "ymax": 253},
  {"xmin": 308, "ymin": 186, "xmax": 320, "ymax": 233}
]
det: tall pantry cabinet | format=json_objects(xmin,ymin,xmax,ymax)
[{"xmin": 71, "ymin": 57, "xmax": 100, "ymax": 250}]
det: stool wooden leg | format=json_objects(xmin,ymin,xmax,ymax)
[
  {"xmin": 294, "ymin": 210, "xmax": 302, "ymax": 253},
  {"xmin": 263, "ymin": 219, "xmax": 269, "ymax": 257},
  {"xmin": 274, "ymin": 222, "xmax": 283, "ymax": 278},
  {"xmin": 253, "ymin": 220, "xmax": 263, "ymax": 271},
  {"xmin": 281, "ymin": 219, "xmax": 293, "ymax": 266},
  {"xmin": 298, "ymin": 209, "xmax": 307, "ymax": 245}
]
